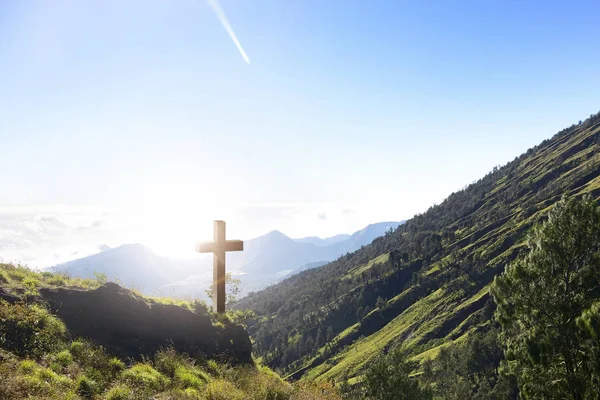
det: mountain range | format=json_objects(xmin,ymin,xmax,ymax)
[{"xmin": 51, "ymin": 221, "xmax": 403, "ymax": 299}]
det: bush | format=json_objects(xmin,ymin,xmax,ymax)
[
  {"xmin": 223, "ymin": 365, "xmax": 291, "ymax": 399},
  {"xmin": 21, "ymin": 276, "xmax": 40, "ymax": 296},
  {"xmin": 77, "ymin": 375, "xmax": 98, "ymax": 399},
  {"xmin": 108, "ymin": 357, "xmax": 126, "ymax": 375},
  {"xmin": 121, "ymin": 363, "xmax": 168, "ymax": 391},
  {"xmin": 46, "ymin": 274, "xmax": 67, "ymax": 286},
  {"xmin": 0, "ymin": 301, "xmax": 67, "ymax": 358},
  {"xmin": 205, "ymin": 359, "xmax": 221, "ymax": 376},
  {"xmin": 54, "ymin": 350, "xmax": 73, "ymax": 369},
  {"xmin": 204, "ymin": 380, "xmax": 246, "ymax": 400},
  {"xmin": 155, "ymin": 348, "xmax": 185, "ymax": 378},
  {"xmin": 104, "ymin": 384, "xmax": 134, "ymax": 400},
  {"xmin": 174, "ymin": 366, "xmax": 208, "ymax": 390}
]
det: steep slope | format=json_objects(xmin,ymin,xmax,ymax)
[{"xmin": 237, "ymin": 111, "xmax": 600, "ymax": 384}]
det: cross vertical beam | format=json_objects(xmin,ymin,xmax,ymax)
[
  {"xmin": 213, "ymin": 220, "xmax": 226, "ymax": 314},
  {"xmin": 196, "ymin": 220, "xmax": 244, "ymax": 313}
]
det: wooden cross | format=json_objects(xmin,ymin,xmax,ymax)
[{"xmin": 196, "ymin": 220, "xmax": 244, "ymax": 313}]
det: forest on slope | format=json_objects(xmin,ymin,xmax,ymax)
[{"xmin": 236, "ymin": 111, "xmax": 600, "ymax": 386}]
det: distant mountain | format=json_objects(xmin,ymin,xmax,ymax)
[
  {"xmin": 295, "ymin": 234, "xmax": 351, "ymax": 247},
  {"xmin": 50, "ymin": 244, "xmax": 198, "ymax": 295},
  {"xmin": 51, "ymin": 221, "xmax": 404, "ymax": 299},
  {"xmin": 229, "ymin": 222, "xmax": 403, "ymax": 275}
]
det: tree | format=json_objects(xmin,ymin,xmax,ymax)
[
  {"xmin": 205, "ymin": 272, "xmax": 241, "ymax": 305},
  {"xmin": 363, "ymin": 346, "xmax": 431, "ymax": 400},
  {"xmin": 491, "ymin": 195, "xmax": 600, "ymax": 399}
]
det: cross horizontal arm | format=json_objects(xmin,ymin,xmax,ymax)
[{"xmin": 196, "ymin": 240, "xmax": 244, "ymax": 253}]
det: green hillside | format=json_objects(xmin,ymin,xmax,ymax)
[
  {"xmin": 237, "ymin": 111, "xmax": 600, "ymax": 385},
  {"xmin": 0, "ymin": 263, "xmax": 342, "ymax": 400}
]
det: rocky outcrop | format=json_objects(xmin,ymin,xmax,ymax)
[
  {"xmin": 39, "ymin": 283, "xmax": 252, "ymax": 364},
  {"xmin": 0, "ymin": 287, "xmax": 20, "ymax": 304}
]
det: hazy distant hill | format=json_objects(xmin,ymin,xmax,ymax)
[
  {"xmin": 230, "ymin": 222, "xmax": 402, "ymax": 275},
  {"xmin": 294, "ymin": 234, "xmax": 351, "ymax": 246},
  {"xmin": 51, "ymin": 222, "xmax": 403, "ymax": 299},
  {"xmin": 50, "ymin": 243, "xmax": 197, "ymax": 293}
]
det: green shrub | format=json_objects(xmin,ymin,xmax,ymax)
[
  {"xmin": 108, "ymin": 357, "xmax": 126, "ymax": 375},
  {"xmin": 20, "ymin": 359, "xmax": 38, "ymax": 374},
  {"xmin": 0, "ymin": 301, "xmax": 67, "ymax": 358},
  {"xmin": 104, "ymin": 384, "xmax": 134, "ymax": 400},
  {"xmin": 174, "ymin": 366, "xmax": 208, "ymax": 390},
  {"xmin": 155, "ymin": 348, "xmax": 184, "ymax": 378},
  {"xmin": 70, "ymin": 340, "xmax": 109, "ymax": 368},
  {"xmin": 206, "ymin": 359, "xmax": 221, "ymax": 376},
  {"xmin": 7, "ymin": 268, "xmax": 27, "ymax": 282},
  {"xmin": 70, "ymin": 340, "xmax": 87, "ymax": 357},
  {"xmin": 37, "ymin": 366, "xmax": 72, "ymax": 388},
  {"xmin": 121, "ymin": 363, "xmax": 168, "ymax": 391},
  {"xmin": 94, "ymin": 271, "xmax": 108, "ymax": 285},
  {"xmin": 46, "ymin": 274, "xmax": 67, "ymax": 286},
  {"xmin": 55, "ymin": 350, "xmax": 74, "ymax": 368},
  {"xmin": 40, "ymin": 271, "xmax": 54, "ymax": 279},
  {"xmin": 160, "ymin": 388, "xmax": 204, "ymax": 399},
  {"xmin": 204, "ymin": 380, "xmax": 246, "ymax": 400},
  {"xmin": 224, "ymin": 365, "xmax": 291, "ymax": 400},
  {"xmin": 0, "ymin": 270, "xmax": 8, "ymax": 283},
  {"xmin": 70, "ymin": 339, "xmax": 121, "ymax": 388},
  {"xmin": 77, "ymin": 375, "xmax": 98, "ymax": 399}
]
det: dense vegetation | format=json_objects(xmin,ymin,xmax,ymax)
[
  {"xmin": 237, "ymin": 111, "xmax": 600, "ymax": 387},
  {"xmin": 357, "ymin": 195, "xmax": 600, "ymax": 399},
  {"xmin": 491, "ymin": 195, "xmax": 600, "ymax": 399},
  {"xmin": 0, "ymin": 263, "xmax": 342, "ymax": 399}
]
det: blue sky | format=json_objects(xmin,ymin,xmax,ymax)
[{"xmin": 1, "ymin": 0, "xmax": 600, "ymax": 266}]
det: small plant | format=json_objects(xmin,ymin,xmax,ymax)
[
  {"xmin": 46, "ymin": 274, "xmax": 67, "ymax": 286},
  {"xmin": 154, "ymin": 348, "xmax": 184, "ymax": 378},
  {"xmin": 108, "ymin": 357, "xmax": 126, "ymax": 375},
  {"xmin": 8, "ymin": 268, "xmax": 27, "ymax": 282},
  {"xmin": 205, "ymin": 359, "xmax": 221, "ymax": 377},
  {"xmin": 0, "ymin": 270, "xmax": 8, "ymax": 283},
  {"xmin": 174, "ymin": 365, "xmax": 208, "ymax": 390},
  {"xmin": 69, "ymin": 340, "xmax": 87, "ymax": 358},
  {"xmin": 227, "ymin": 309, "xmax": 257, "ymax": 325},
  {"xmin": 204, "ymin": 380, "xmax": 246, "ymax": 400},
  {"xmin": 54, "ymin": 350, "xmax": 73, "ymax": 369},
  {"xmin": 121, "ymin": 363, "xmax": 168, "ymax": 391},
  {"xmin": 104, "ymin": 384, "xmax": 134, "ymax": 400},
  {"xmin": 94, "ymin": 271, "xmax": 108, "ymax": 285},
  {"xmin": 20, "ymin": 359, "xmax": 38, "ymax": 374},
  {"xmin": 76, "ymin": 375, "xmax": 98, "ymax": 399},
  {"xmin": 0, "ymin": 301, "xmax": 67, "ymax": 358},
  {"xmin": 22, "ymin": 276, "xmax": 41, "ymax": 297}
]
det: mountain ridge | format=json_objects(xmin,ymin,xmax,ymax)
[
  {"xmin": 52, "ymin": 221, "xmax": 404, "ymax": 299},
  {"xmin": 237, "ymin": 111, "xmax": 600, "ymax": 384}
]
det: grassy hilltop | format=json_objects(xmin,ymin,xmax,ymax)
[{"xmin": 0, "ymin": 263, "xmax": 341, "ymax": 400}]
